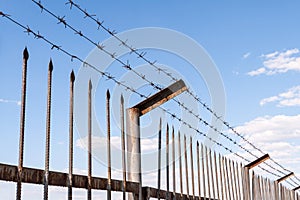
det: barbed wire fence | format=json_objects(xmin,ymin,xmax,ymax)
[{"xmin": 0, "ymin": 0, "xmax": 300, "ymax": 197}]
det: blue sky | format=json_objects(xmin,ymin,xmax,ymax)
[{"xmin": 1, "ymin": 0, "xmax": 300, "ymax": 199}]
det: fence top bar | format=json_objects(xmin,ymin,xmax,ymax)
[
  {"xmin": 293, "ymin": 185, "xmax": 300, "ymax": 191},
  {"xmin": 276, "ymin": 172, "xmax": 294, "ymax": 183},
  {"xmin": 132, "ymin": 79, "xmax": 187, "ymax": 116},
  {"xmin": 244, "ymin": 154, "xmax": 270, "ymax": 169}
]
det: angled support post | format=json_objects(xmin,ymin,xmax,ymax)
[
  {"xmin": 245, "ymin": 154, "xmax": 270, "ymax": 169},
  {"xmin": 293, "ymin": 186, "xmax": 300, "ymax": 191},
  {"xmin": 243, "ymin": 154, "xmax": 270, "ymax": 200},
  {"xmin": 276, "ymin": 172, "xmax": 294, "ymax": 183},
  {"xmin": 126, "ymin": 79, "xmax": 187, "ymax": 200}
]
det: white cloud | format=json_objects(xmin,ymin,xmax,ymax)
[
  {"xmin": 234, "ymin": 114, "xmax": 300, "ymax": 175},
  {"xmin": 260, "ymin": 85, "xmax": 300, "ymax": 107},
  {"xmin": 243, "ymin": 52, "xmax": 251, "ymax": 59},
  {"xmin": 0, "ymin": 98, "xmax": 21, "ymax": 106},
  {"xmin": 76, "ymin": 136, "xmax": 158, "ymax": 153},
  {"xmin": 247, "ymin": 48, "xmax": 300, "ymax": 76}
]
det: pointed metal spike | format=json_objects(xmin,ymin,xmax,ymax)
[
  {"xmin": 120, "ymin": 94, "xmax": 124, "ymax": 104},
  {"xmin": 88, "ymin": 79, "xmax": 92, "ymax": 89},
  {"xmin": 48, "ymin": 59, "xmax": 53, "ymax": 72},
  {"xmin": 106, "ymin": 89, "xmax": 110, "ymax": 99},
  {"xmin": 70, "ymin": 70, "xmax": 75, "ymax": 82},
  {"xmin": 23, "ymin": 47, "xmax": 29, "ymax": 60}
]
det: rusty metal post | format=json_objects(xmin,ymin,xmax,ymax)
[
  {"xmin": 208, "ymin": 149, "xmax": 215, "ymax": 199},
  {"xmin": 157, "ymin": 119, "xmax": 162, "ymax": 200},
  {"xmin": 235, "ymin": 162, "xmax": 241, "ymax": 200},
  {"xmin": 228, "ymin": 160, "xmax": 235, "ymax": 200},
  {"xmin": 190, "ymin": 137, "xmax": 195, "ymax": 199},
  {"xmin": 107, "ymin": 90, "xmax": 112, "ymax": 200},
  {"xmin": 166, "ymin": 124, "xmax": 170, "ymax": 200},
  {"xmin": 16, "ymin": 47, "xmax": 29, "ymax": 200},
  {"xmin": 201, "ymin": 144, "xmax": 206, "ymax": 200},
  {"xmin": 126, "ymin": 107, "xmax": 142, "ymax": 200},
  {"xmin": 184, "ymin": 135, "xmax": 190, "ymax": 198},
  {"xmin": 205, "ymin": 146, "xmax": 210, "ymax": 199},
  {"xmin": 68, "ymin": 71, "xmax": 75, "ymax": 200},
  {"xmin": 178, "ymin": 131, "xmax": 183, "ymax": 198},
  {"xmin": 197, "ymin": 142, "xmax": 201, "ymax": 198},
  {"xmin": 87, "ymin": 80, "xmax": 92, "ymax": 200},
  {"xmin": 224, "ymin": 157, "xmax": 230, "ymax": 200},
  {"xmin": 218, "ymin": 154, "xmax": 224, "ymax": 200},
  {"xmin": 213, "ymin": 152, "xmax": 219, "ymax": 200},
  {"xmin": 172, "ymin": 127, "xmax": 176, "ymax": 199},
  {"xmin": 126, "ymin": 80, "xmax": 186, "ymax": 200},
  {"xmin": 120, "ymin": 95, "xmax": 127, "ymax": 200},
  {"xmin": 44, "ymin": 59, "xmax": 53, "ymax": 200}
]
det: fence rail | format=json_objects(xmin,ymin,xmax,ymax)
[{"xmin": 0, "ymin": 48, "xmax": 300, "ymax": 200}]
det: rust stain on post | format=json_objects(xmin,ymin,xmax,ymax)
[
  {"xmin": 184, "ymin": 135, "xmax": 189, "ymax": 198},
  {"xmin": 190, "ymin": 137, "xmax": 195, "ymax": 199},
  {"xmin": 0, "ymin": 163, "xmax": 139, "ymax": 193},
  {"xmin": 17, "ymin": 47, "xmax": 29, "ymax": 200},
  {"xmin": 44, "ymin": 59, "xmax": 53, "ymax": 200},
  {"xmin": 88, "ymin": 79, "xmax": 92, "ymax": 200},
  {"xmin": 172, "ymin": 127, "xmax": 176, "ymax": 199},
  {"xmin": 157, "ymin": 118, "xmax": 162, "ymax": 200},
  {"xmin": 68, "ymin": 70, "xmax": 75, "ymax": 200},
  {"xmin": 166, "ymin": 124, "xmax": 170, "ymax": 199},
  {"xmin": 107, "ymin": 90, "xmax": 112, "ymax": 200},
  {"xmin": 178, "ymin": 131, "xmax": 183, "ymax": 198},
  {"xmin": 120, "ymin": 94, "xmax": 127, "ymax": 200}
]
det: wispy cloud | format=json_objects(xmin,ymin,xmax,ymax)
[
  {"xmin": 247, "ymin": 48, "xmax": 300, "ymax": 76},
  {"xmin": 243, "ymin": 52, "xmax": 251, "ymax": 59},
  {"xmin": 260, "ymin": 85, "xmax": 300, "ymax": 107},
  {"xmin": 234, "ymin": 114, "xmax": 300, "ymax": 174},
  {"xmin": 0, "ymin": 98, "xmax": 21, "ymax": 106}
]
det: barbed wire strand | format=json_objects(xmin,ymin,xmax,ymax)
[
  {"xmin": 63, "ymin": 0, "xmax": 296, "ymax": 178},
  {"xmin": 32, "ymin": 0, "xmax": 296, "ymax": 182}
]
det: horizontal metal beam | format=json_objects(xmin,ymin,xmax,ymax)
[
  {"xmin": 276, "ymin": 172, "xmax": 294, "ymax": 183},
  {"xmin": 0, "ymin": 163, "xmax": 139, "ymax": 194},
  {"xmin": 142, "ymin": 186, "xmax": 218, "ymax": 200},
  {"xmin": 133, "ymin": 79, "xmax": 187, "ymax": 116},
  {"xmin": 244, "ymin": 154, "xmax": 270, "ymax": 169}
]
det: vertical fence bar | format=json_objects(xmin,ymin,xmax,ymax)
[
  {"xmin": 120, "ymin": 95, "xmax": 126, "ymax": 200},
  {"xmin": 235, "ymin": 163, "xmax": 241, "ymax": 200},
  {"xmin": 224, "ymin": 157, "xmax": 230, "ymax": 200},
  {"xmin": 44, "ymin": 59, "xmax": 53, "ymax": 200},
  {"xmin": 68, "ymin": 71, "xmax": 75, "ymax": 200},
  {"xmin": 214, "ymin": 152, "xmax": 220, "ymax": 200},
  {"xmin": 197, "ymin": 142, "xmax": 201, "ymax": 199},
  {"xmin": 172, "ymin": 128, "xmax": 176, "ymax": 199},
  {"xmin": 205, "ymin": 146, "xmax": 211, "ymax": 199},
  {"xmin": 184, "ymin": 135, "xmax": 189, "ymax": 198},
  {"xmin": 228, "ymin": 160, "xmax": 235, "ymax": 200},
  {"xmin": 201, "ymin": 144, "xmax": 206, "ymax": 200},
  {"xmin": 209, "ymin": 149, "xmax": 215, "ymax": 199},
  {"xmin": 16, "ymin": 47, "xmax": 29, "ymax": 200},
  {"xmin": 157, "ymin": 119, "xmax": 162, "ymax": 200},
  {"xmin": 251, "ymin": 171, "xmax": 255, "ymax": 200},
  {"xmin": 166, "ymin": 124, "xmax": 170, "ymax": 199},
  {"xmin": 190, "ymin": 137, "xmax": 195, "ymax": 199},
  {"xmin": 218, "ymin": 154, "xmax": 224, "ymax": 200},
  {"xmin": 178, "ymin": 131, "xmax": 183, "ymax": 198},
  {"xmin": 87, "ymin": 80, "xmax": 92, "ymax": 200},
  {"xmin": 107, "ymin": 90, "xmax": 112, "ymax": 200}
]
